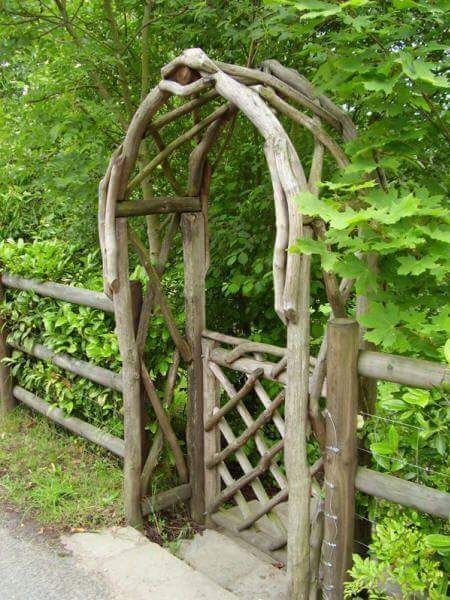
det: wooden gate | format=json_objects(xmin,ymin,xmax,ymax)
[{"xmin": 201, "ymin": 330, "xmax": 323, "ymax": 560}]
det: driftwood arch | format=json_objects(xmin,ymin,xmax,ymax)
[{"xmin": 99, "ymin": 48, "xmax": 364, "ymax": 599}]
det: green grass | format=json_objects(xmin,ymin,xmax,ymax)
[{"xmin": 0, "ymin": 406, "xmax": 123, "ymax": 530}]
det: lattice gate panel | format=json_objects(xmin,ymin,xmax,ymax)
[{"xmin": 202, "ymin": 333, "xmax": 291, "ymax": 554}]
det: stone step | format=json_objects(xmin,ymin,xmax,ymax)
[
  {"xmin": 177, "ymin": 529, "xmax": 287, "ymax": 599},
  {"xmin": 63, "ymin": 526, "xmax": 238, "ymax": 600}
]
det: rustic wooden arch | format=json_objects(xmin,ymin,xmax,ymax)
[{"xmin": 99, "ymin": 48, "xmax": 368, "ymax": 600}]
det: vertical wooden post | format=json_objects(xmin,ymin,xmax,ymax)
[
  {"xmin": 356, "ymin": 253, "xmax": 378, "ymax": 552},
  {"xmin": 113, "ymin": 220, "xmax": 143, "ymax": 529},
  {"xmin": 130, "ymin": 280, "xmax": 150, "ymax": 464},
  {"xmin": 181, "ymin": 212, "xmax": 206, "ymax": 523},
  {"xmin": 0, "ymin": 277, "xmax": 14, "ymax": 416},
  {"xmin": 322, "ymin": 318, "xmax": 359, "ymax": 599},
  {"xmin": 286, "ymin": 229, "xmax": 312, "ymax": 600},
  {"xmin": 202, "ymin": 338, "xmax": 220, "ymax": 526}
]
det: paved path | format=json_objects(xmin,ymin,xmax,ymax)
[
  {"xmin": 0, "ymin": 512, "xmax": 236, "ymax": 600},
  {"xmin": 0, "ymin": 512, "xmax": 114, "ymax": 600}
]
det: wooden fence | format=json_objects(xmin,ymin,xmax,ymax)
[
  {"xmin": 1, "ymin": 274, "xmax": 449, "ymax": 597},
  {"xmin": 199, "ymin": 322, "xmax": 449, "ymax": 598},
  {"xmin": 0, "ymin": 273, "xmax": 127, "ymax": 453},
  {"xmin": 322, "ymin": 318, "xmax": 449, "ymax": 598}
]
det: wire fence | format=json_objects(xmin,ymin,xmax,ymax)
[
  {"xmin": 357, "ymin": 447, "xmax": 450, "ymax": 480},
  {"xmin": 360, "ymin": 411, "xmax": 425, "ymax": 432}
]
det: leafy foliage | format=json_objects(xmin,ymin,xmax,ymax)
[
  {"xmin": 0, "ymin": 0, "xmax": 448, "ymax": 592},
  {"xmin": 345, "ymin": 514, "xmax": 448, "ymax": 599},
  {"xmin": 361, "ymin": 382, "xmax": 448, "ymax": 489}
]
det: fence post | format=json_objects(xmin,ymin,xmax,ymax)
[
  {"xmin": 181, "ymin": 212, "xmax": 206, "ymax": 523},
  {"xmin": 129, "ymin": 280, "xmax": 150, "ymax": 464},
  {"xmin": 113, "ymin": 220, "xmax": 143, "ymax": 529},
  {"xmin": 322, "ymin": 318, "xmax": 359, "ymax": 598},
  {"xmin": 0, "ymin": 276, "xmax": 14, "ymax": 416},
  {"xmin": 202, "ymin": 338, "xmax": 220, "ymax": 527}
]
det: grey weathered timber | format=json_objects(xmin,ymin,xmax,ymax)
[
  {"xmin": 209, "ymin": 347, "xmax": 326, "ymax": 401},
  {"xmin": 13, "ymin": 385, "xmax": 125, "ymax": 457},
  {"xmin": 116, "ymin": 196, "xmax": 201, "ymax": 217},
  {"xmin": 9, "ymin": 340, "xmax": 123, "ymax": 392},
  {"xmin": 207, "ymin": 439, "xmax": 285, "ymax": 516},
  {"xmin": 202, "ymin": 329, "xmax": 284, "ymax": 354},
  {"xmin": 285, "ymin": 236, "xmax": 312, "ymax": 600},
  {"xmin": 206, "ymin": 391, "xmax": 285, "ymax": 469},
  {"xmin": 210, "ymin": 347, "xmax": 288, "ymax": 384},
  {"xmin": 140, "ymin": 362, "xmax": 188, "ymax": 483},
  {"xmin": 225, "ymin": 341, "xmax": 286, "ymax": 361},
  {"xmin": 129, "ymin": 281, "xmax": 150, "ymax": 464},
  {"xmin": 202, "ymin": 339, "xmax": 221, "ymax": 527},
  {"xmin": 322, "ymin": 319, "xmax": 359, "ymax": 599},
  {"xmin": 140, "ymin": 349, "xmax": 180, "ymax": 496},
  {"xmin": 182, "ymin": 212, "xmax": 206, "ymax": 523},
  {"xmin": 358, "ymin": 350, "xmax": 450, "ymax": 389},
  {"xmin": 1, "ymin": 273, "xmax": 114, "ymax": 313},
  {"xmin": 0, "ymin": 277, "xmax": 14, "ymax": 415},
  {"xmin": 356, "ymin": 467, "xmax": 450, "ymax": 520},
  {"xmin": 141, "ymin": 483, "xmax": 192, "ymax": 516},
  {"xmin": 128, "ymin": 226, "xmax": 192, "ymax": 363},
  {"xmin": 204, "ymin": 368, "xmax": 264, "ymax": 432},
  {"xmin": 113, "ymin": 219, "xmax": 143, "ymax": 529}
]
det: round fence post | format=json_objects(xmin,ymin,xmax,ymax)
[
  {"xmin": 0, "ymin": 276, "xmax": 14, "ymax": 416},
  {"xmin": 181, "ymin": 211, "xmax": 206, "ymax": 523},
  {"xmin": 113, "ymin": 220, "xmax": 143, "ymax": 530},
  {"xmin": 322, "ymin": 318, "xmax": 359, "ymax": 598}
]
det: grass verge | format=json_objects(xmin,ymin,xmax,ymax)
[{"xmin": 0, "ymin": 406, "xmax": 123, "ymax": 531}]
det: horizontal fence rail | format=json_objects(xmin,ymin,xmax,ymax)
[
  {"xmin": 358, "ymin": 350, "xmax": 450, "ymax": 389},
  {"xmin": 141, "ymin": 483, "xmax": 192, "ymax": 516},
  {"xmin": 1, "ymin": 273, "xmax": 114, "ymax": 313},
  {"xmin": 9, "ymin": 340, "xmax": 123, "ymax": 392},
  {"xmin": 116, "ymin": 196, "xmax": 201, "ymax": 217},
  {"xmin": 210, "ymin": 346, "xmax": 287, "ymax": 384},
  {"xmin": 204, "ymin": 329, "xmax": 450, "ymax": 390},
  {"xmin": 13, "ymin": 385, "xmax": 124, "ymax": 457},
  {"xmin": 355, "ymin": 467, "xmax": 450, "ymax": 520}
]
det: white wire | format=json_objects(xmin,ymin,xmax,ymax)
[
  {"xmin": 360, "ymin": 412, "xmax": 424, "ymax": 431},
  {"xmin": 358, "ymin": 447, "xmax": 450, "ymax": 479},
  {"xmin": 321, "ymin": 409, "xmax": 340, "ymax": 599}
]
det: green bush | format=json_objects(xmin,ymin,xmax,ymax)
[
  {"xmin": 345, "ymin": 515, "xmax": 448, "ymax": 599},
  {"xmin": 0, "ymin": 238, "xmax": 124, "ymax": 434}
]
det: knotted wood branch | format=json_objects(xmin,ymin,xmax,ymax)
[
  {"xmin": 141, "ymin": 360, "xmax": 188, "ymax": 484},
  {"xmin": 160, "ymin": 48, "xmax": 311, "ymax": 325},
  {"xmin": 141, "ymin": 348, "xmax": 180, "ymax": 495},
  {"xmin": 128, "ymin": 226, "xmax": 192, "ymax": 363}
]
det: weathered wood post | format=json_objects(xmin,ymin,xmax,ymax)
[
  {"xmin": 0, "ymin": 276, "xmax": 14, "ymax": 416},
  {"xmin": 286, "ymin": 228, "xmax": 312, "ymax": 600},
  {"xmin": 356, "ymin": 255, "xmax": 378, "ymax": 551},
  {"xmin": 113, "ymin": 220, "xmax": 143, "ymax": 529},
  {"xmin": 322, "ymin": 318, "xmax": 359, "ymax": 598},
  {"xmin": 130, "ymin": 280, "xmax": 149, "ymax": 463},
  {"xmin": 182, "ymin": 212, "xmax": 206, "ymax": 523},
  {"xmin": 202, "ymin": 337, "xmax": 220, "ymax": 526}
]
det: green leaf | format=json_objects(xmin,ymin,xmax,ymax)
[
  {"xmin": 381, "ymin": 398, "xmax": 408, "ymax": 411},
  {"xmin": 388, "ymin": 425, "xmax": 399, "ymax": 452},
  {"xmin": 444, "ymin": 339, "xmax": 450, "ymax": 364},
  {"xmin": 371, "ymin": 441, "xmax": 393, "ymax": 456},
  {"xmin": 425, "ymin": 534, "xmax": 450, "ymax": 557},
  {"xmin": 402, "ymin": 389, "xmax": 430, "ymax": 407},
  {"xmin": 397, "ymin": 54, "xmax": 449, "ymax": 88},
  {"xmin": 363, "ymin": 77, "xmax": 397, "ymax": 94}
]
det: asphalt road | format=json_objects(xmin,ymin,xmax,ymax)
[{"xmin": 0, "ymin": 512, "xmax": 114, "ymax": 600}]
